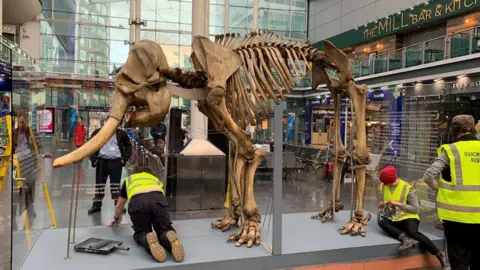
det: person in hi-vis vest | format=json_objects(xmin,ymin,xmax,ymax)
[
  {"xmin": 107, "ymin": 166, "xmax": 184, "ymax": 263},
  {"xmin": 424, "ymin": 114, "xmax": 480, "ymax": 270},
  {"xmin": 378, "ymin": 166, "xmax": 449, "ymax": 269}
]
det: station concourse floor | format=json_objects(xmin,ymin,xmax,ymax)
[{"xmin": 8, "ymin": 143, "xmax": 445, "ymax": 270}]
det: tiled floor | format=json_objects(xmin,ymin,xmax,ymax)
[{"xmin": 8, "ymin": 142, "xmax": 445, "ymax": 270}]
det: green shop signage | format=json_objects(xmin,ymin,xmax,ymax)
[{"xmin": 313, "ymin": 0, "xmax": 480, "ymax": 50}]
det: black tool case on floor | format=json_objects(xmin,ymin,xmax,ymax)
[{"xmin": 74, "ymin": 238, "xmax": 130, "ymax": 255}]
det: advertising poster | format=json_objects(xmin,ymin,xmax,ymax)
[
  {"xmin": 37, "ymin": 108, "xmax": 55, "ymax": 133},
  {"xmin": 287, "ymin": 113, "xmax": 295, "ymax": 141}
]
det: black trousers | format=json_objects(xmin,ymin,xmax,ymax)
[
  {"xmin": 93, "ymin": 158, "xmax": 123, "ymax": 207},
  {"xmin": 129, "ymin": 192, "xmax": 175, "ymax": 254},
  {"xmin": 443, "ymin": 220, "xmax": 480, "ymax": 270},
  {"xmin": 378, "ymin": 218, "xmax": 440, "ymax": 255}
]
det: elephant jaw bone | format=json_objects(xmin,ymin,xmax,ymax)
[{"xmin": 52, "ymin": 90, "xmax": 129, "ymax": 168}]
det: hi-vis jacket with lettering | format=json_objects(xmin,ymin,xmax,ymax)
[
  {"xmin": 125, "ymin": 172, "xmax": 164, "ymax": 202},
  {"xmin": 382, "ymin": 179, "xmax": 420, "ymax": 222},
  {"xmin": 437, "ymin": 141, "xmax": 480, "ymax": 224}
]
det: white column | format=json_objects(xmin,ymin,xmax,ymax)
[
  {"xmin": 191, "ymin": 0, "xmax": 209, "ymax": 140},
  {"xmin": 130, "ymin": 0, "xmax": 135, "ymax": 46},
  {"xmin": 253, "ymin": 0, "xmax": 259, "ymax": 31},
  {"xmin": 224, "ymin": 0, "xmax": 229, "ymax": 33},
  {"xmin": 0, "ymin": 0, "xmax": 3, "ymax": 37},
  {"xmin": 134, "ymin": 0, "xmax": 141, "ymax": 43}
]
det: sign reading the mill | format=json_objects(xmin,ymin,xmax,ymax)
[{"xmin": 363, "ymin": 0, "xmax": 480, "ymax": 39}]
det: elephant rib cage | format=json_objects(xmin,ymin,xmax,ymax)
[{"xmin": 215, "ymin": 32, "xmax": 317, "ymax": 129}]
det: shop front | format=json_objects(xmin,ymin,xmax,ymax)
[{"xmin": 303, "ymin": 89, "xmax": 404, "ymax": 153}]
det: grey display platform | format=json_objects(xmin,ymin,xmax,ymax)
[{"xmin": 19, "ymin": 212, "xmax": 443, "ymax": 270}]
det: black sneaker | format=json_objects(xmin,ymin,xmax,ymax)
[
  {"xmin": 88, "ymin": 205, "xmax": 101, "ymax": 215},
  {"xmin": 398, "ymin": 236, "xmax": 419, "ymax": 253}
]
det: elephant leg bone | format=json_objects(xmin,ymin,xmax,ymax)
[
  {"xmin": 311, "ymin": 93, "xmax": 346, "ymax": 222},
  {"xmin": 228, "ymin": 150, "xmax": 263, "ymax": 247},
  {"xmin": 212, "ymin": 156, "xmax": 245, "ymax": 232},
  {"xmin": 338, "ymin": 81, "xmax": 372, "ymax": 237}
]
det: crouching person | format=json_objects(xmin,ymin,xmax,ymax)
[
  {"xmin": 108, "ymin": 166, "xmax": 184, "ymax": 263},
  {"xmin": 377, "ymin": 166, "xmax": 449, "ymax": 269}
]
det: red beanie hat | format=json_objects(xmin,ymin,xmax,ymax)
[{"xmin": 379, "ymin": 166, "xmax": 397, "ymax": 184}]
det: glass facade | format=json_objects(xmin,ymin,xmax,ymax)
[{"xmin": 38, "ymin": 0, "xmax": 307, "ymax": 77}]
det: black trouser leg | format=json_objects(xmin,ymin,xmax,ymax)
[
  {"xmin": 443, "ymin": 220, "xmax": 476, "ymax": 270},
  {"xmin": 93, "ymin": 159, "xmax": 108, "ymax": 207},
  {"xmin": 378, "ymin": 219, "xmax": 404, "ymax": 239},
  {"xmin": 129, "ymin": 198, "xmax": 153, "ymax": 253},
  {"xmin": 107, "ymin": 159, "xmax": 122, "ymax": 201},
  {"xmin": 402, "ymin": 219, "xmax": 440, "ymax": 255},
  {"xmin": 149, "ymin": 193, "xmax": 175, "ymax": 253}
]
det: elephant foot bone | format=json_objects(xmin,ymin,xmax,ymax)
[
  {"xmin": 227, "ymin": 218, "xmax": 260, "ymax": 248},
  {"xmin": 211, "ymin": 216, "xmax": 239, "ymax": 232},
  {"xmin": 311, "ymin": 201, "xmax": 344, "ymax": 223},
  {"xmin": 338, "ymin": 213, "xmax": 372, "ymax": 237}
]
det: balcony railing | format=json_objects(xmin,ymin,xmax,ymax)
[
  {"xmin": 0, "ymin": 36, "xmax": 38, "ymax": 70},
  {"xmin": 352, "ymin": 26, "xmax": 480, "ymax": 78}
]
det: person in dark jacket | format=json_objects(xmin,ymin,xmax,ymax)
[
  {"xmin": 150, "ymin": 139, "xmax": 165, "ymax": 166},
  {"xmin": 150, "ymin": 123, "xmax": 167, "ymax": 142},
  {"xmin": 88, "ymin": 124, "xmax": 132, "ymax": 214}
]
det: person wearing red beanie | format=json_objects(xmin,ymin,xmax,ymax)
[{"xmin": 378, "ymin": 166, "xmax": 449, "ymax": 269}]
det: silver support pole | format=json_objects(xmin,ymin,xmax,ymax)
[
  {"xmin": 71, "ymin": 161, "xmax": 81, "ymax": 244},
  {"xmin": 272, "ymin": 104, "xmax": 283, "ymax": 255},
  {"xmin": 65, "ymin": 165, "xmax": 76, "ymax": 259},
  {"xmin": 135, "ymin": 0, "xmax": 141, "ymax": 42},
  {"xmin": 163, "ymin": 114, "xmax": 170, "ymax": 185},
  {"xmin": 349, "ymin": 101, "xmax": 356, "ymax": 220},
  {"xmin": 129, "ymin": 0, "xmax": 135, "ymax": 46}
]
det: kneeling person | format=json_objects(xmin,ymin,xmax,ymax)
[
  {"xmin": 377, "ymin": 166, "xmax": 448, "ymax": 269},
  {"xmin": 108, "ymin": 167, "xmax": 184, "ymax": 263}
]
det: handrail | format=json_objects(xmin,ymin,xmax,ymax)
[
  {"xmin": 355, "ymin": 25, "xmax": 479, "ymax": 62},
  {"xmin": 352, "ymin": 24, "xmax": 480, "ymax": 77},
  {"xmin": 0, "ymin": 36, "xmax": 38, "ymax": 70}
]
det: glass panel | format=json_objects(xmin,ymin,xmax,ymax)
[
  {"xmin": 388, "ymin": 49, "xmax": 403, "ymax": 71},
  {"xmin": 352, "ymin": 61, "xmax": 360, "ymax": 78},
  {"xmin": 450, "ymin": 30, "xmax": 471, "ymax": 59},
  {"xmin": 424, "ymin": 37, "xmax": 446, "ymax": 63},
  {"xmin": 405, "ymin": 44, "xmax": 423, "ymax": 68},
  {"xmin": 375, "ymin": 53, "xmax": 388, "ymax": 74},
  {"xmin": 359, "ymin": 59, "xmax": 371, "ymax": 76},
  {"xmin": 0, "ymin": 41, "xmax": 12, "ymax": 270}
]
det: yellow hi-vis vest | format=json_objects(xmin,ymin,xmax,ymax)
[
  {"xmin": 125, "ymin": 172, "xmax": 164, "ymax": 202},
  {"xmin": 382, "ymin": 179, "xmax": 420, "ymax": 222},
  {"xmin": 437, "ymin": 141, "xmax": 480, "ymax": 224}
]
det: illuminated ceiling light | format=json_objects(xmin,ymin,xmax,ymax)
[
  {"xmin": 434, "ymin": 78, "xmax": 443, "ymax": 82},
  {"xmin": 464, "ymin": 18, "xmax": 470, "ymax": 23},
  {"xmin": 457, "ymin": 75, "xmax": 466, "ymax": 79}
]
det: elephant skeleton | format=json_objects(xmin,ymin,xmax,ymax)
[{"xmin": 53, "ymin": 31, "xmax": 372, "ymax": 247}]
